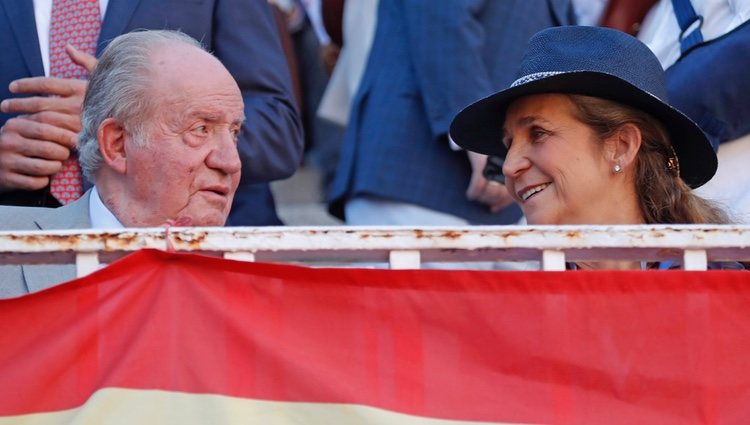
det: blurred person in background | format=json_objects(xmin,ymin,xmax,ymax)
[
  {"xmin": 637, "ymin": 0, "xmax": 750, "ymax": 222},
  {"xmin": 317, "ymin": 0, "xmax": 379, "ymax": 143},
  {"xmin": 327, "ymin": 0, "xmax": 574, "ymax": 229},
  {"xmin": 270, "ymin": 0, "xmax": 344, "ymax": 192}
]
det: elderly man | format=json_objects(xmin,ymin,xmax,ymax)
[
  {"xmin": 0, "ymin": 30, "xmax": 244, "ymax": 296},
  {"xmin": 0, "ymin": 0, "xmax": 300, "ymax": 225}
]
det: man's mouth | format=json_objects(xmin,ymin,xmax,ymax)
[
  {"xmin": 519, "ymin": 183, "xmax": 551, "ymax": 202},
  {"xmin": 201, "ymin": 186, "xmax": 229, "ymax": 197}
]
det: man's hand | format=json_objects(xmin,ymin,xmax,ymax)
[
  {"xmin": 2, "ymin": 45, "xmax": 96, "ymax": 128},
  {"xmin": 0, "ymin": 45, "xmax": 96, "ymax": 191},
  {"xmin": 0, "ymin": 117, "xmax": 75, "ymax": 190},
  {"xmin": 465, "ymin": 151, "xmax": 514, "ymax": 213}
]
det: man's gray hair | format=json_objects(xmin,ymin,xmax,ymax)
[{"xmin": 78, "ymin": 30, "xmax": 205, "ymax": 181}]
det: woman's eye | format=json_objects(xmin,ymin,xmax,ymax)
[{"xmin": 530, "ymin": 127, "xmax": 548, "ymax": 141}]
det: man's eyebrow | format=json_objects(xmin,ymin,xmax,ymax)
[{"xmin": 183, "ymin": 110, "xmax": 245, "ymax": 124}]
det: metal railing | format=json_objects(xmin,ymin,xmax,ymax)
[{"xmin": 2, "ymin": 225, "xmax": 750, "ymax": 276}]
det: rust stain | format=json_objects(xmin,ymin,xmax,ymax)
[
  {"xmin": 306, "ymin": 229, "xmax": 331, "ymax": 235},
  {"xmin": 172, "ymin": 231, "xmax": 208, "ymax": 249},
  {"xmin": 440, "ymin": 231, "xmax": 462, "ymax": 239},
  {"xmin": 414, "ymin": 229, "xmax": 425, "ymax": 239},
  {"xmin": 7, "ymin": 233, "xmax": 80, "ymax": 248},
  {"xmin": 101, "ymin": 232, "xmax": 152, "ymax": 251},
  {"xmin": 497, "ymin": 231, "xmax": 522, "ymax": 239},
  {"xmin": 7, "ymin": 232, "xmax": 173, "ymax": 252}
]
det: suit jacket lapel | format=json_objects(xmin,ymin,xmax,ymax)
[
  {"xmin": 1, "ymin": 0, "xmax": 45, "ymax": 76},
  {"xmin": 98, "ymin": 0, "xmax": 142, "ymax": 54},
  {"xmin": 23, "ymin": 191, "xmax": 93, "ymax": 293}
]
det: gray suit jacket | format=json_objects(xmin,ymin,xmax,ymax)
[{"xmin": 0, "ymin": 191, "xmax": 91, "ymax": 298}]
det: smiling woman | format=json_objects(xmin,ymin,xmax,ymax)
[
  {"xmin": 449, "ymin": 25, "xmax": 737, "ymax": 270},
  {"xmin": 451, "ymin": 26, "xmax": 727, "ymax": 226}
]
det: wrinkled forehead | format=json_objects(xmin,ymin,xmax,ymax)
[
  {"xmin": 178, "ymin": 104, "xmax": 246, "ymax": 125},
  {"xmin": 504, "ymin": 94, "xmax": 577, "ymax": 129},
  {"xmin": 149, "ymin": 42, "xmax": 241, "ymax": 99},
  {"xmin": 145, "ymin": 51, "xmax": 242, "ymax": 121}
]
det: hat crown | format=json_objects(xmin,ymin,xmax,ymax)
[{"xmin": 517, "ymin": 26, "xmax": 668, "ymax": 102}]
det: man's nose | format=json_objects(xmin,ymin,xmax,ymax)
[{"xmin": 207, "ymin": 129, "xmax": 242, "ymax": 175}]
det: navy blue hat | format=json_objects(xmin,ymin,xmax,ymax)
[{"xmin": 449, "ymin": 26, "xmax": 716, "ymax": 188}]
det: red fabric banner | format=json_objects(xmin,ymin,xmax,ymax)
[{"xmin": 1, "ymin": 250, "xmax": 749, "ymax": 424}]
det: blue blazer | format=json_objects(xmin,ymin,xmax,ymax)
[
  {"xmin": 0, "ymin": 0, "xmax": 302, "ymax": 225},
  {"xmin": 328, "ymin": 0, "xmax": 574, "ymax": 224}
]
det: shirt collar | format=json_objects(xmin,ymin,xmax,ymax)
[{"xmin": 88, "ymin": 186, "xmax": 124, "ymax": 229}]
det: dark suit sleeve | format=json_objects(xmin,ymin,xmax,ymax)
[
  {"xmin": 402, "ymin": 0, "xmax": 493, "ymax": 140},
  {"xmin": 212, "ymin": 0, "xmax": 304, "ymax": 184}
]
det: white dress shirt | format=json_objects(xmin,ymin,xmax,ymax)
[
  {"xmin": 32, "ymin": 0, "xmax": 109, "ymax": 76},
  {"xmin": 89, "ymin": 186, "xmax": 124, "ymax": 229},
  {"xmin": 571, "ymin": 0, "xmax": 608, "ymax": 26},
  {"xmin": 316, "ymin": 0, "xmax": 379, "ymax": 126},
  {"xmin": 638, "ymin": 0, "xmax": 750, "ymax": 68}
]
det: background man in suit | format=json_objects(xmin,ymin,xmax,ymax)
[
  {"xmin": 0, "ymin": 30, "xmax": 244, "ymax": 296},
  {"xmin": 328, "ymin": 0, "xmax": 574, "ymax": 227},
  {"xmin": 0, "ymin": 0, "xmax": 302, "ymax": 225}
]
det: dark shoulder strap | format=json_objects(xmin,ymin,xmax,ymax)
[{"xmin": 671, "ymin": 0, "xmax": 704, "ymax": 53}]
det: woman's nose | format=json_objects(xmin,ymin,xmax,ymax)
[{"xmin": 502, "ymin": 144, "xmax": 531, "ymax": 179}]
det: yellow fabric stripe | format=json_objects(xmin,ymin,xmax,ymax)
[{"xmin": 0, "ymin": 388, "xmax": 538, "ymax": 425}]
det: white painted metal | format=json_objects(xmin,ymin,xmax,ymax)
[
  {"xmin": 1, "ymin": 225, "xmax": 749, "ymax": 270},
  {"xmin": 75, "ymin": 252, "xmax": 100, "ymax": 277},
  {"xmin": 683, "ymin": 249, "xmax": 708, "ymax": 271},
  {"xmin": 541, "ymin": 250, "xmax": 566, "ymax": 271},
  {"xmin": 224, "ymin": 252, "xmax": 256, "ymax": 262},
  {"xmin": 389, "ymin": 250, "xmax": 421, "ymax": 269}
]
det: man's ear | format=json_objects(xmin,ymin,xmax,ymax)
[
  {"xmin": 98, "ymin": 118, "xmax": 127, "ymax": 174},
  {"xmin": 610, "ymin": 123, "xmax": 642, "ymax": 170}
]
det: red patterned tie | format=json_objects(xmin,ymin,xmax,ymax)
[{"xmin": 48, "ymin": 0, "xmax": 101, "ymax": 205}]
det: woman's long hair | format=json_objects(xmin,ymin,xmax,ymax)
[{"xmin": 567, "ymin": 95, "xmax": 730, "ymax": 224}]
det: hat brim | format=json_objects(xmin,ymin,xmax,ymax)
[{"xmin": 449, "ymin": 71, "xmax": 716, "ymax": 188}]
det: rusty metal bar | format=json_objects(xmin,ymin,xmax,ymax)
[{"xmin": 1, "ymin": 225, "xmax": 749, "ymax": 271}]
